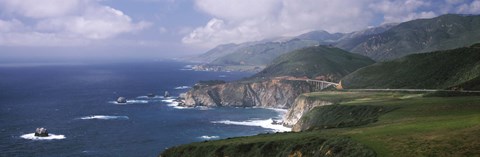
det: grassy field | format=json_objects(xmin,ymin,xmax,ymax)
[{"xmin": 160, "ymin": 91, "xmax": 480, "ymax": 157}]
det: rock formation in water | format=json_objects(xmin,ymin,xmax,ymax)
[
  {"xmin": 116, "ymin": 97, "xmax": 127, "ymax": 103},
  {"xmin": 34, "ymin": 127, "xmax": 48, "ymax": 137}
]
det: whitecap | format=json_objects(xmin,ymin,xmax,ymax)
[
  {"xmin": 108, "ymin": 100, "xmax": 149, "ymax": 105},
  {"xmin": 212, "ymin": 119, "xmax": 291, "ymax": 132},
  {"xmin": 20, "ymin": 133, "xmax": 65, "ymax": 140},
  {"xmin": 174, "ymin": 86, "xmax": 191, "ymax": 90},
  {"xmin": 218, "ymin": 75, "xmax": 227, "ymax": 78},
  {"xmin": 79, "ymin": 115, "xmax": 129, "ymax": 120},
  {"xmin": 179, "ymin": 68, "xmax": 193, "ymax": 71},
  {"xmin": 136, "ymin": 95, "xmax": 164, "ymax": 99},
  {"xmin": 199, "ymin": 135, "xmax": 219, "ymax": 140}
]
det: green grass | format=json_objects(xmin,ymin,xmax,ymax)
[
  {"xmin": 302, "ymin": 92, "xmax": 480, "ymax": 157},
  {"xmin": 160, "ymin": 91, "xmax": 480, "ymax": 157}
]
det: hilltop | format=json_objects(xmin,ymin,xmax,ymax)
[
  {"xmin": 252, "ymin": 45, "xmax": 375, "ymax": 82},
  {"xmin": 338, "ymin": 14, "xmax": 480, "ymax": 61},
  {"xmin": 341, "ymin": 43, "xmax": 480, "ymax": 90}
]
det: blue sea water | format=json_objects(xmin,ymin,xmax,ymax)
[{"xmin": 0, "ymin": 61, "xmax": 287, "ymax": 157}]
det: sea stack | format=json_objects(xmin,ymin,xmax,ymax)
[
  {"xmin": 116, "ymin": 97, "xmax": 127, "ymax": 103},
  {"xmin": 34, "ymin": 128, "xmax": 49, "ymax": 137},
  {"xmin": 164, "ymin": 91, "xmax": 170, "ymax": 98}
]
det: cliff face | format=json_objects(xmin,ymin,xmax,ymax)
[
  {"xmin": 282, "ymin": 96, "xmax": 332, "ymax": 127},
  {"xmin": 183, "ymin": 79, "xmax": 315, "ymax": 108}
]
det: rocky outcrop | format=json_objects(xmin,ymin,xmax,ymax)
[
  {"xmin": 35, "ymin": 128, "xmax": 48, "ymax": 137},
  {"xmin": 282, "ymin": 95, "xmax": 332, "ymax": 127},
  {"xmin": 182, "ymin": 79, "xmax": 316, "ymax": 109}
]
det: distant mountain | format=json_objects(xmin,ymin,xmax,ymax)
[
  {"xmin": 185, "ymin": 43, "xmax": 243, "ymax": 63},
  {"xmin": 296, "ymin": 30, "xmax": 344, "ymax": 43},
  {"xmin": 341, "ymin": 43, "xmax": 480, "ymax": 90},
  {"xmin": 209, "ymin": 38, "xmax": 319, "ymax": 65},
  {"xmin": 188, "ymin": 14, "xmax": 480, "ymax": 68},
  {"xmin": 252, "ymin": 45, "xmax": 375, "ymax": 82},
  {"xmin": 336, "ymin": 23, "xmax": 397, "ymax": 50},
  {"xmin": 187, "ymin": 30, "xmax": 345, "ymax": 66},
  {"xmin": 338, "ymin": 14, "xmax": 480, "ymax": 61}
]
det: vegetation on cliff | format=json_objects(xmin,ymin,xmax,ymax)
[
  {"xmin": 252, "ymin": 45, "xmax": 375, "ymax": 81},
  {"xmin": 341, "ymin": 44, "xmax": 480, "ymax": 89},
  {"xmin": 161, "ymin": 132, "xmax": 375, "ymax": 157},
  {"xmin": 162, "ymin": 91, "xmax": 480, "ymax": 156}
]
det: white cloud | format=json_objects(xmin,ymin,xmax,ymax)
[
  {"xmin": 370, "ymin": 0, "xmax": 437, "ymax": 23},
  {"xmin": 0, "ymin": 0, "xmax": 150, "ymax": 46},
  {"xmin": 0, "ymin": 0, "xmax": 81, "ymax": 18},
  {"xmin": 184, "ymin": 0, "xmax": 480, "ymax": 48},
  {"xmin": 457, "ymin": 0, "xmax": 480, "ymax": 13},
  {"xmin": 184, "ymin": 0, "xmax": 376, "ymax": 48}
]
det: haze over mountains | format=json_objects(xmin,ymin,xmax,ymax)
[{"xmin": 188, "ymin": 14, "xmax": 480, "ymax": 68}]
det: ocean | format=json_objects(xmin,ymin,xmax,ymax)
[{"xmin": 0, "ymin": 61, "xmax": 289, "ymax": 157}]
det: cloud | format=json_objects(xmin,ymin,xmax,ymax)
[
  {"xmin": 184, "ymin": 0, "xmax": 480, "ymax": 48},
  {"xmin": 457, "ymin": 0, "xmax": 480, "ymax": 13},
  {"xmin": 0, "ymin": 0, "xmax": 150, "ymax": 46},
  {"xmin": 370, "ymin": 0, "xmax": 437, "ymax": 23},
  {"xmin": 184, "ymin": 0, "xmax": 376, "ymax": 48}
]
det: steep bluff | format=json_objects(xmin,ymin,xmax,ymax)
[
  {"xmin": 283, "ymin": 95, "xmax": 332, "ymax": 127},
  {"xmin": 182, "ymin": 79, "xmax": 316, "ymax": 109}
]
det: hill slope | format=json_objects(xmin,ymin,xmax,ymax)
[
  {"xmin": 210, "ymin": 38, "xmax": 319, "ymax": 65},
  {"xmin": 338, "ymin": 14, "xmax": 480, "ymax": 61},
  {"xmin": 161, "ymin": 91, "xmax": 480, "ymax": 157},
  {"xmin": 341, "ymin": 44, "xmax": 480, "ymax": 89},
  {"xmin": 252, "ymin": 45, "xmax": 375, "ymax": 81}
]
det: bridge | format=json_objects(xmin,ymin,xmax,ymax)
[{"xmin": 287, "ymin": 78, "xmax": 339, "ymax": 91}]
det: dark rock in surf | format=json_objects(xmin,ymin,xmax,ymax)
[
  {"xmin": 116, "ymin": 97, "xmax": 127, "ymax": 103},
  {"xmin": 34, "ymin": 127, "xmax": 48, "ymax": 137}
]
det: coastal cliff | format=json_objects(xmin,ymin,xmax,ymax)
[
  {"xmin": 182, "ymin": 79, "xmax": 315, "ymax": 109},
  {"xmin": 282, "ymin": 95, "xmax": 332, "ymax": 127}
]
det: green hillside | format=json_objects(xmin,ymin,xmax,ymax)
[
  {"xmin": 160, "ymin": 91, "xmax": 480, "ymax": 157},
  {"xmin": 341, "ymin": 44, "xmax": 480, "ymax": 89},
  {"xmin": 252, "ymin": 45, "xmax": 375, "ymax": 81},
  {"xmin": 338, "ymin": 14, "xmax": 480, "ymax": 61}
]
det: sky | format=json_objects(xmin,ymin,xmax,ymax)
[{"xmin": 0, "ymin": 0, "xmax": 479, "ymax": 62}]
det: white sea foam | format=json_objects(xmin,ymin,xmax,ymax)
[
  {"xmin": 164, "ymin": 100, "xmax": 190, "ymax": 109},
  {"xmin": 79, "ymin": 115, "xmax": 129, "ymax": 120},
  {"xmin": 136, "ymin": 95, "xmax": 164, "ymax": 99},
  {"xmin": 162, "ymin": 98, "xmax": 210, "ymax": 110},
  {"xmin": 212, "ymin": 119, "xmax": 291, "ymax": 132},
  {"xmin": 218, "ymin": 75, "xmax": 227, "ymax": 78},
  {"xmin": 20, "ymin": 133, "xmax": 65, "ymax": 140},
  {"xmin": 199, "ymin": 135, "xmax": 220, "ymax": 140},
  {"xmin": 179, "ymin": 68, "xmax": 193, "ymax": 71},
  {"xmin": 109, "ymin": 100, "xmax": 149, "ymax": 105},
  {"xmin": 174, "ymin": 86, "xmax": 191, "ymax": 90}
]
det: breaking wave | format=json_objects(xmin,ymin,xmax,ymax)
[
  {"xmin": 108, "ymin": 100, "xmax": 149, "ymax": 104},
  {"xmin": 79, "ymin": 115, "xmax": 129, "ymax": 120},
  {"xmin": 136, "ymin": 95, "xmax": 164, "ymax": 99},
  {"xmin": 212, "ymin": 119, "xmax": 291, "ymax": 132},
  {"xmin": 199, "ymin": 135, "xmax": 220, "ymax": 140},
  {"xmin": 20, "ymin": 133, "xmax": 66, "ymax": 140},
  {"xmin": 174, "ymin": 86, "xmax": 191, "ymax": 90}
]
